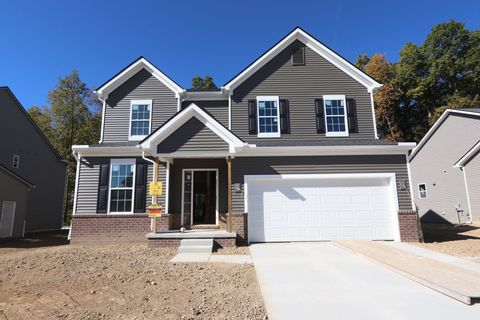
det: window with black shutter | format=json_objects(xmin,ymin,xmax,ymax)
[
  {"xmin": 97, "ymin": 163, "xmax": 110, "ymax": 213},
  {"xmin": 279, "ymin": 99, "xmax": 290, "ymax": 134},
  {"xmin": 346, "ymin": 98, "xmax": 358, "ymax": 133},
  {"xmin": 315, "ymin": 98, "xmax": 325, "ymax": 133},
  {"xmin": 248, "ymin": 99, "xmax": 257, "ymax": 134},
  {"xmin": 134, "ymin": 161, "xmax": 147, "ymax": 213}
]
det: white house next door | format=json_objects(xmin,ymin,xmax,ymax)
[{"xmin": 0, "ymin": 201, "xmax": 16, "ymax": 238}]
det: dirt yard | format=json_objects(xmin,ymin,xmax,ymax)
[
  {"xmin": 414, "ymin": 223, "xmax": 480, "ymax": 263},
  {"xmin": 0, "ymin": 233, "xmax": 266, "ymax": 320}
]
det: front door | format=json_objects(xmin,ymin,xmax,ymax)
[
  {"xmin": 0, "ymin": 201, "xmax": 16, "ymax": 238},
  {"xmin": 182, "ymin": 170, "xmax": 218, "ymax": 226}
]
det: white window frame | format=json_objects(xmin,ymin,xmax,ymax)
[
  {"xmin": 256, "ymin": 96, "xmax": 281, "ymax": 138},
  {"xmin": 323, "ymin": 94, "xmax": 349, "ymax": 137},
  {"xmin": 12, "ymin": 154, "xmax": 20, "ymax": 168},
  {"xmin": 418, "ymin": 183, "xmax": 427, "ymax": 199},
  {"xmin": 107, "ymin": 159, "xmax": 136, "ymax": 214},
  {"xmin": 129, "ymin": 99, "xmax": 153, "ymax": 140}
]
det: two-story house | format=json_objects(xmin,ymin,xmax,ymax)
[
  {"xmin": 70, "ymin": 28, "xmax": 419, "ymax": 246},
  {"xmin": 0, "ymin": 87, "xmax": 68, "ymax": 238}
]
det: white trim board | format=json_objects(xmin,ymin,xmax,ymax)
[
  {"xmin": 139, "ymin": 103, "xmax": 246, "ymax": 153},
  {"xmin": 222, "ymin": 27, "xmax": 382, "ymax": 93},
  {"xmin": 96, "ymin": 57, "xmax": 184, "ymax": 99},
  {"xmin": 410, "ymin": 109, "xmax": 480, "ymax": 161}
]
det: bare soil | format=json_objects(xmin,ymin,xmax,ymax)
[
  {"xmin": 414, "ymin": 223, "xmax": 480, "ymax": 263},
  {"xmin": 0, "ymin": 233, "xmax": 266, "ymax": 320},
  {"xmin": 213, "ymin": 246, "xmax": 250, "ymax": 255}
]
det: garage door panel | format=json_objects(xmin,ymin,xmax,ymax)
[{"xmin": 247, "ymin": 176, "xmax": 396, "ymax": 242}]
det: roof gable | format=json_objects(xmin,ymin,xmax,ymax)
[
  {"xmin": 140, "ymin": 103, "xmax": 245, "ymax": 153},
  {"xmin": 410, "ymin": 109, "xmax": 480, "ymax": 161},
  {"xmin": 222, "ymin": 27, "xmax": 382, "ymax": 92},
  {"xmin": 96, "ymin": 57, "xmax": 184, "ymax": 99},
  {"xmin": 0, "ymin": 163, "xmax": 35, "ymax": 188},
  {"xmin": 0, "ymin": 87, "xmax": 65, "ymax": 161}
]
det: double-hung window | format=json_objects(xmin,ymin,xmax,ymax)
[
  {"xmin": 418, "ymin": 183, "xmax": 427, "ymax": 199},
  {"xmin": 257, "ymin": 96, "xmax": 280, "ymax": 138},
  {"xmin": 109, "ymin": 159, "xmax": 135, "ymax": 213},
  {"xmin": 323, "ymin": 95, "xmax": 349, "ymax": 137},
  {"xmin": 129, "ymin": 100, "xmax": 152, "ymax": 140}
]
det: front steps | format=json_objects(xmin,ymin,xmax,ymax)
[{"xmin": 177, "ymin": 239, "xmax": 214, "ymax": 254}]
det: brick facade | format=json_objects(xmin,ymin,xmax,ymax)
[
  {"xmin": 398, "ymin": 210, "xmax": 421, "ymax": 242},
  {"xmin": 219, "ymin": 213, "xmax": 248, "ymax": 245},
  {"xmin": 70, "ymin": 214, "xmax": 151, "ymax": 244}
]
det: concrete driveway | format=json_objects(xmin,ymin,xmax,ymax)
[{"xmin": 250, "ymin": 242, "xmax": 480, "ymax": 320}]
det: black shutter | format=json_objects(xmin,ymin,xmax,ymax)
[
  {"xmin": 97, "ymin": 163, "xmax": 110, "ymax": 213},
  {"xmin": 315, "ymin": 99, "xmax": 325, "ymax": 134},
  {"xmin": 248, "ymin": 99, "xmax": 257, "ymax": 134},
  {"xmin": 346, "ymin": 98, "xmax": 358, "ymax": 133},
  {"xmin": 134, "ymin": 161, "xmax": 147, "ymax": 213},
  {"xmin": 279, "ymin": 99, "xmax": 290, "ymax": 134}
]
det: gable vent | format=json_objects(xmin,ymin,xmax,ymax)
[{"xmin": 292, "ymin": 47, "xmax": 305, "ymax": 66}]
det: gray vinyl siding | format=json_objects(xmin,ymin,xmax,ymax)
[
  {"xmin": 103, "ymin": 69, "xmax": 178, "ymax": 142},
  {"xmin": 231, "ymin": 40, "xmax": 375, "ymax": 143},
  {"xmin": 231, "ymin": 155, "xmax": 411, "ymax": 213},
  {"xmin": 0, "ymin": 88, "xmax": 67, "ymax": 232},
  {"xmin": 168, "ymin": 159, "xmax": 228, "ymax": 214},
  {"xmin": 157, "ymin": 118, "xmax": 229, "ymax": 154},
  {"xmin": 182, "ymin": 100, "xmax": 229, "ymax": 128},
  {"xmin": 0, "ymin": 170, "xmax": 29, "ymax": 237},
  {"xmin": 74, "ymin": 157, "xmax": 167, "ymax": 214},
  {"xmin": 410, "ymin": 114, "xmax": 480, "ymax": 223},
  {"xmin": 464, "ymin": 151, "xmax": 480, "ymax": 221}
]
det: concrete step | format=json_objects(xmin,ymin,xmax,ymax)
[
  {"xmin": 180, "ymin": 238, "xmax": 214, "ymax": 247},
  {"xmin": 178, "ymin": 245, "xmax": 213, "ymax": 254}
]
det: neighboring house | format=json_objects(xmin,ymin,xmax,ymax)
[
  {"xmin": 0, "ymin": 87, "xmax": 68, "ymax": 237},
  {"xmin": 70, "ymin": 27, "xmax": 418, "ymax": 246},
  {"xmin": 410, "ymin": 109, "xmax": 480, "ymax": 224}
]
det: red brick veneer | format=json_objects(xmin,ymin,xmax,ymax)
[
  {"xmin": 70, "ymin": 214, "xmax": 151, "ymax": 244},
  {"xmin": 398, "ymin": 210, "xmax": 420, "ymax": 242},
  {"xmin": 219, "ymin": 213, "xmax": 248, "ymax": 245}
]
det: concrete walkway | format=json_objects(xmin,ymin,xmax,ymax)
[
  {"xmin": 250, "ymin": 243, "xmax": 480, "ymax": 320},
  {"xmin": 170, "ymin": 253, "xmax": 252, "ymax": 264},
  {"xmin": 335, "ymin": 240, "xmax": 480, "ymax": 304}
]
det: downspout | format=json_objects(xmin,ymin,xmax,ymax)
[
  {"xmin": 369, "ymin": 90, "xmax": 379, "ymax": 139},
  {"xmin": 141, "ymin": 151, "xmax": 156, "ymax": 205},
  {"xmin": 68, "ymin": 150, "xmax": 81, "ymax": 240},
  {"xmin": 461, "ymin": 166, "xmax": 473, "ymax": 224},
  {"xmin": 98, "ymin": 96, "xmax": 107, "ymax": 143}
]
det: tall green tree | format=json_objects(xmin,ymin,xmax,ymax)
[
  {"xmin": 28, "ymin": 70, "xmax": 101, "ymax": 223},
  {"xmin": 191, "ymin": 75, "xmax": 217, "ymax": 89}
]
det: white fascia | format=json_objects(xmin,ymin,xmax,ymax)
[
  {"xmin": 453, "ymin": 140, "xmax": 480, "ymax": 168},
  {"xmin": 222, "ymin": 27, "xmax": 382, "ymax": 92},
  {"xmin": 140, "ymin": 103, "xmax": 246, "ymax": 154},
  {"xmin": 410, "ymin": 109, "xmax": 480, "ymax": 161},
  {"xmin": 96, "ymin": 57, "xmax": 185, "ymax": 99},
  {"xmin": 72, "ymin": 145, "xmax": 141, "ymax": 157},
  {"xmin": 238, "ymin": 143, "xmax": 416, "ymax": 157}
]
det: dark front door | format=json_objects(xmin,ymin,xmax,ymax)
[{"xmin": 192, "ymin": 171, "xmax": 217, "ymax": 225}]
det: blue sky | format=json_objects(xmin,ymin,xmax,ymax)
[{"xmin": 1, "ymin": 0, "xmax": 479, "ymax": 108}]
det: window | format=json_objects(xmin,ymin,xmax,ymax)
[
  {"xmin": 257, "ymin": 96, "xmax": 280, "ymax": 137},
  {"xmin": 323, "ymin": 95, "xmax": 348, "ymax": 137},
  {"xmin": 129, "ymin": 100, "xmax": 152, "ymax": 140},
  {"xmin": 109, "ymin": 159, "xmax": 135, "ymax": 213},
  {"xmin": 418, "ymin": 184, "xmax": 427, "ymax": 199},
  {"xmin": 12, "ymin": 155, "xmax": 20, "ymax": 168}
]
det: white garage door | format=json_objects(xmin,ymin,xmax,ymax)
[{"xmin": 247, "ymin": 175, "xmax": 398, "ymax": 242}]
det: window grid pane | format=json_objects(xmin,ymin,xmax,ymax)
[
  {"xmin": 258, "ymin": 99, "xmax": 279, "ymax": 134},
  {"xmin": 110, "ymin": 163, "xmax": 134, "ymax": 212},
  {"xmin": 325, "ymin": 99, "xmax": 346, "ymax": 133},
  {"xmin": 131, "ymin": 104, "xmax": 150, "ymax": 136}
]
